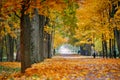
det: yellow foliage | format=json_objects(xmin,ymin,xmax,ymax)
[
  {"xmin": 44, "ymin": 25, "xmax": 53, "ymax": 34},
  {"xmin": 3, "ymin": 24, "xmax": 17, "ymax": 38},
  {"xmin": 0, "ymin": 30, "xmax": 6, "ymax": 38},
  {"xmin": 13, "ymin": 23, "xmax": 20, "ymax": 29},
  {"xmin": 9, "ymin": 31, "xmax": 17, "ymax": 38},
  {"xmin": 5, "ymin": 25, "xmax": 11, "ymax": 33},
  {"xmin": 75, "ymin": 0, "xmax": 116, "ymax": 46},
  {"xmin": 54, "ymin": 31, "xmax": 67, "ymax": 48}
]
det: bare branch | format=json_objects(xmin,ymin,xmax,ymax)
[{"xmin": 14, "ymin": 11, "xmax": 21, "ymax": 19}]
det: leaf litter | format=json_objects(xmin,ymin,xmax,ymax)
[{"xmin": 0, "ymin": 57, "xmax": 120, "ymax": 80}]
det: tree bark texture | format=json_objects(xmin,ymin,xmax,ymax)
[
  {"xmin": 8, "ymin": 35, "xmax": 14, "ymax": 61},
  {"xmin": 0, "ymin": 0, "xmax": 3, "ymax": 61},
  {"xmin": 20, "ymin": 14, "xmax": 32, "ymax": 73},
  {"xmin": 109, "ymin": 39, "xmax": 112, "ymax": 58},
  {"xmin": 39, "ymin": 15, "xmax": 46, "ymax": 61},
  {"xmin": 102, "ymin": 34, "xmax": 105, "ymax": 58},
  {"xmin": 5, "ymin": 35, "xmax": 14, "ymax": 61},
  {"xmin": 114, "ymin": 29, "xmax": 120, "ymax": 58},
  {"xmin": 15, "ymin": 39, "xmax": 21, "ymax": 62},
  {"xmin": 0, "ymin": 39, "xmax": 3, "ymax": 62},
  {"xmin": 47, "ymin": 33, "xmax": 52, "ymax": 58},
  {"xmin": 43, "ymin": 32, "xmax": 48, "ymax": 59},
  {"xmin": 31, "ymin": 9, "xmax": 41, "ymax": 63}
]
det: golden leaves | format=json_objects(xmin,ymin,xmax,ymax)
[
  {"xmin": 0, "ymin": 30, "xmax": 5, "ymax": 39},
  {"xmin": 54, "ymin": 31, "xmax": 67, "ymax": 48},
  {"xmin": 0, "ymin": 57, "xmax": 120, "ymax": 79},
  {"xmin": 3, "ymin": 23, "xmax": 18, "ymax": 38},
  {"xmin": 0, "ymin": 62, "xmax": 21, "ymax": 68},
  {"xmin": 2, "ymin": 0, "xmax": 21, "ymax": 15},
  {"xmin": 75, "ymin": 0, "xmax": 117, "ymax": 47},
  {"xmin": 44, "ymin": 25, "xmax": 53, "ymax": 34},
  {"xmin": 0, "ymin": 1, "xmax": 20, "ymax": 38},
  {"xmin": 32, "ymin": 0, "xmax": 67, "ymax": 17},
  {"xmin": 24, "ymin": 58, "xmax": 120, "ymax": 80}
]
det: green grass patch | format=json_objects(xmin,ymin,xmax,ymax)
[{"xmin": 0, "ymin": 66, "xmax": 20, "ymax": 73}]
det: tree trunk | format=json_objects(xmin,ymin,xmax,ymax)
[
  {"xmin": 20, "ymin": 0, "xmax": 50, "ymax": 73},
  {"xmin": 5, "ymin": 36, "xmax": 9, "ymax": 61},
  {"xmin": 15, "ymin": 39, "xmax": 21, "ymax": 62},
  {"xmin": 51, "ymin": 26, "xmax": 55, "ymax": 56},
  {"xmin": 51, "ymin": 32, "xmax": 54, "ymax": 56},
  {"xmin": 43, "ymin": 32, "xmax": 48, "ymax": 58},
  {"xmin": 5, "ymin": 31, "xmax": 14, "ymax": 62},
  {"xmin": 104, "ymin": 40, "xmax": 108, "ymax": 58},
  {"xmin": 102, "ymin": 41, "xmax": 105, "ymax": 58},
  {"xmin": 102, "ymin": 34, "xmax": 108, "ymax": 58},
  {"xmin": 0, "ymin": 39, "xmax": 3, "ymax": 62},
  {"xmin": 110, "ymin": 1, "xmax": 120, "ymax": 58},
  {"xmin": 39, "ymin": 15, "xmax": 46, "ymax": 61},
  {"xmin": 0, "ymin": 45, "xmax": 3, "ymax": 62},
  {"xmin": 48, "ymin": 33, "xmax": 52, "ymax": 58},
  {"xmin": 16, "ymin": 49, "xmax": 20, "ymax": 62},
  {"xmin": 102, "ymin": 34, "xmax": 105, "ymax": 58},
  {"xmin": 114, "ymin": 28, "xmax": 120, "ymax": 58},
  {"xmin": 8, "ymin": 35, "xmax": 14, "ymax": 61},
  {"xmin": 43, "ymin": 17, "xmax": 52, "ymax": 58},
  {"xmin": 109, "ymin": 39, "xmax": 112, "ymax": 58},
  {"xmin": 0, "ymin": 0, "xmax": 4, "ymax": 61},
  {"xmin": 31, "ymin": 9, "xmax": 42, "ymax": 63},
  {"xmin": 112, "ymin": 39, "xmax": 114, "ymax": 58},
  {"xmin": 20, "ymin": 14, "xmax": 32, "ymax": 73},
  {"xmin": 20, "ymin": 11, "xmax": 46, "ymax": 73},
  {"xmin": 112, "ymin": 39, "xmax": 116, "ymax": 58},
  {"xmin": 117, "ymin": 31, "xmax": 120, "ymax": 58},
  {"xmin": 0, "ymin": 0, "xmax": 3, "ymax": 60}
]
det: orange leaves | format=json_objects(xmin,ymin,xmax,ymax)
[
  {"xmin": 1, "ymin": 57, "xmax": 120, "ymax": 79},
  {"xmin": 0, "ymin": 1, "xmax": 20, "ymax": 38},
  {"xmin": 24, "ymin": 57, "xmax": 120, "ymax": 80},
  {"xmin": 45, "ymin": 0, "xmax": 66, "ymax": 10},
  {"xmin": 3, "ymin": 23, "xmax": 19, "ymax": 38},
  {"xmin": 1, "ymin": 0, "xmax": 67, "ymax": 17},
  {"xmin": 37, "ymin": 0, "xmax": 67, "ymax": 17},
  {"xmin": 25, "ymin": 60, "xmax": 73, "ymax": 79},
  {"xmin": 2, "ymin": 0, "xmax": 21, "ymax": 15},
  {"xmin": 0, "ymin": 62, "xmax": 20, "ymax": 68},
  {"xmin": 0, "ymin": 62, "xmax": 20, "ymax": 80}
]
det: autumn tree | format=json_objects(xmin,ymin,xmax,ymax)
[
  {"xmin": 113, "ymin": 1, "xmax": 120, "ymax": 58},
  {"xmin": 73, "ymin": 0, "xmax": 120, "ymax": 58},
  {"xmin": 0, "ymin": 0, "xmax": 80, "ymax": 73}
]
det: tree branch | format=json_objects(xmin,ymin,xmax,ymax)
[{"xmin": 14, "ymin": 11, "xmax": 20, "ymax": 19}]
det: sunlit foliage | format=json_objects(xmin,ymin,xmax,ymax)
[
  {"xmin": 54, "ymin": 31, "xmax": 68, "ymax": 48},
  {"xmin": 73, "ymin": 0, "xmax": 120, "ymax": 51},
  {"xmin": 0, "ymin": 0, "xmax": 80, "ymax": 48}
]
